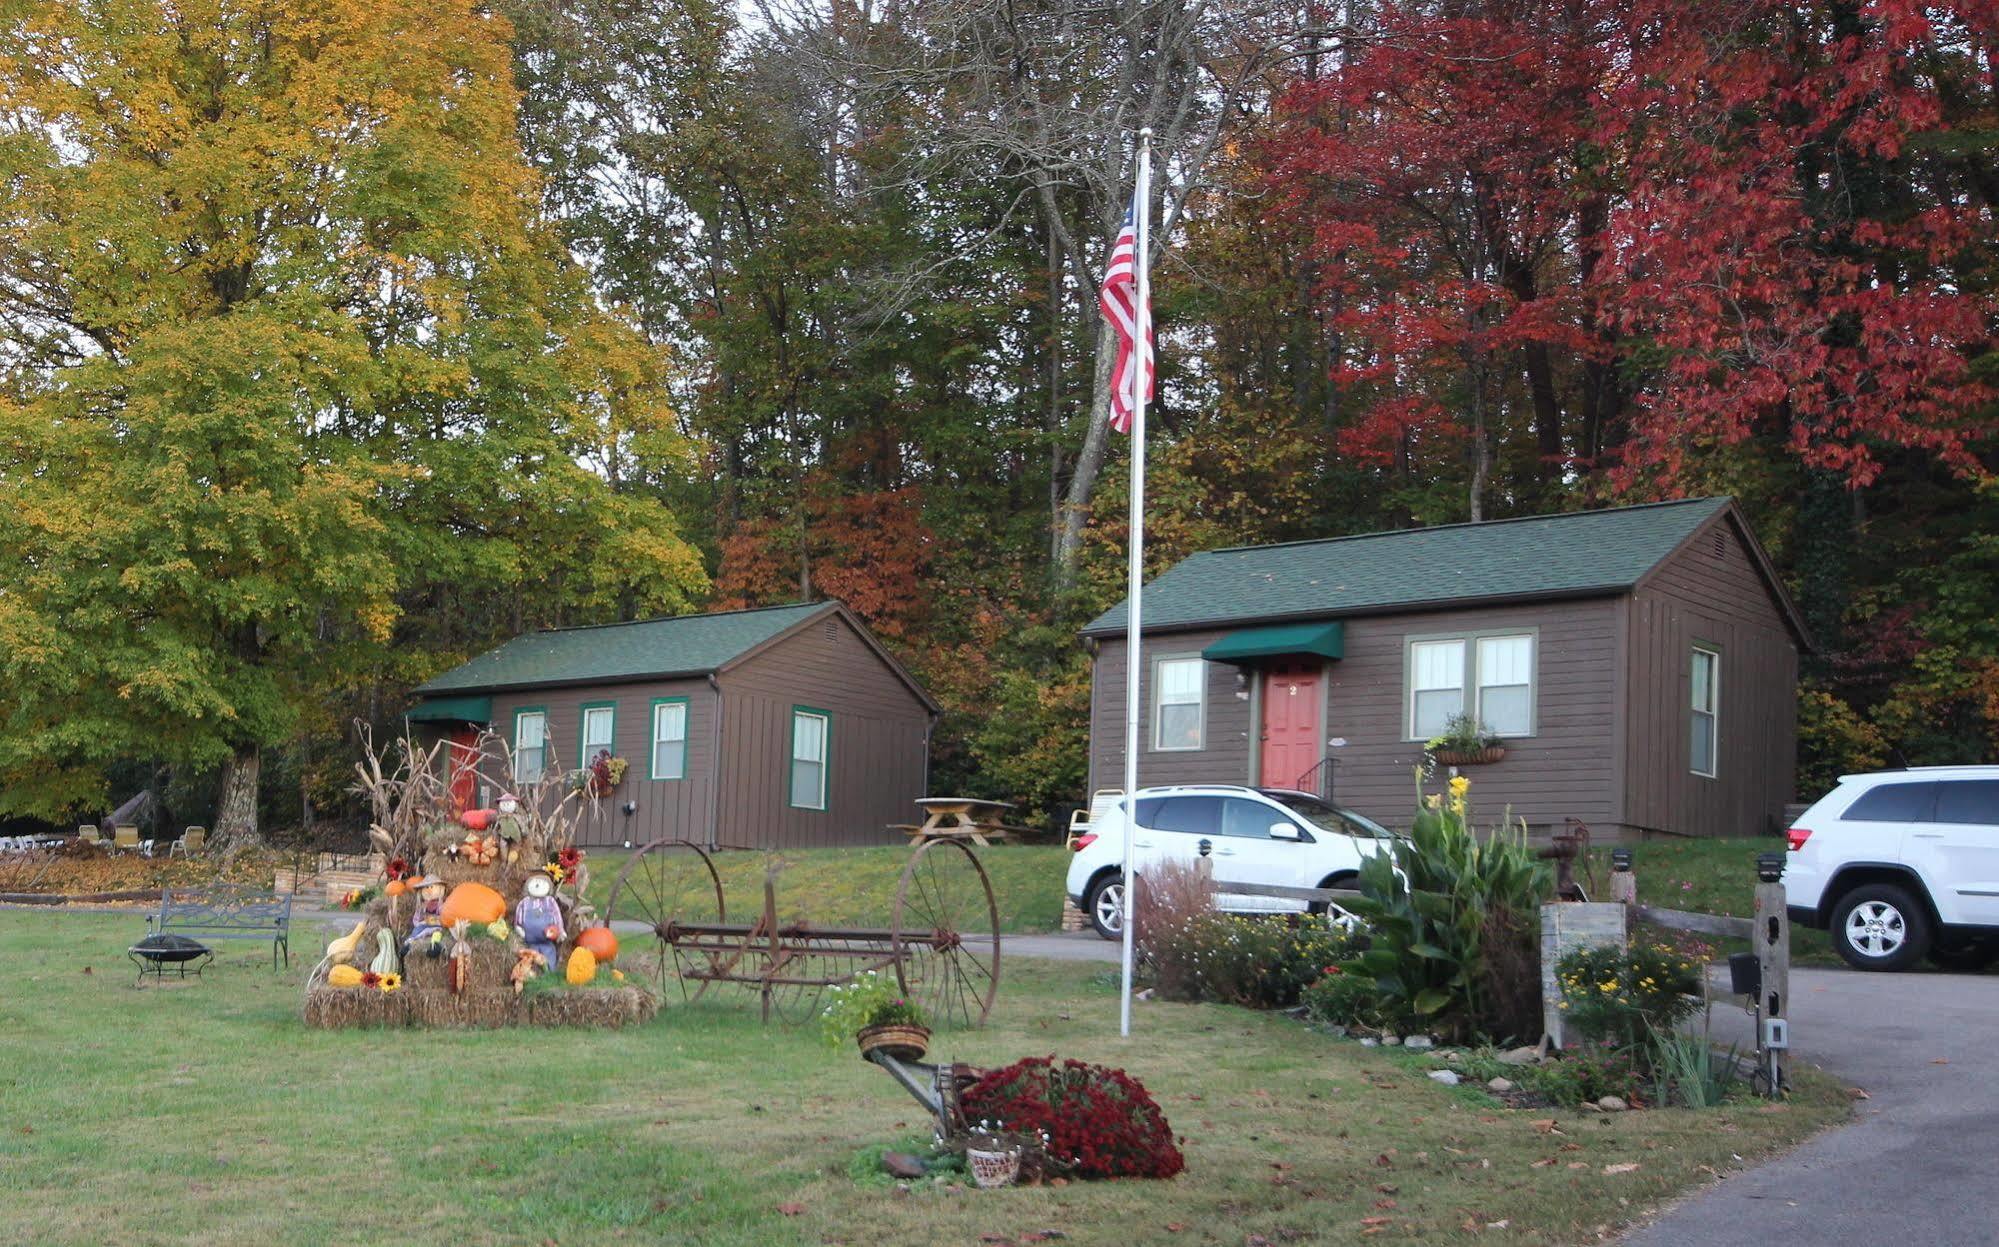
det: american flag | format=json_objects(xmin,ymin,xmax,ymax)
[{"xmin": 1098, "ymin": 195, "xmax": 1153, "ymax": 434}]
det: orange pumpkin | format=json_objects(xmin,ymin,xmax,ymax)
[
  {"xmin": 459, "ymin": 808, "xmax": 496, "ymax": 832},
  {"xmin": 575, "ymin": 926, "xmax": 619, "ymax": 965},
  {"xmin": 440, "ymin": 882, "xmax": 506, "ymax": 928},
  {"xmin": 384, "ymin": 879, "xmax": 409, "ymax": 898}
]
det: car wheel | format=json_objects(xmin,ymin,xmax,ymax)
[
  {"xmin": 1830, "ymin": 883, "xmax": 1931, "ymax": 972},
  {"xmin": 1926, "ymin": 934, "xmax": 1999, "ymax": 973},
  {"xmin": 1086, "ymin": 873, "xmax": 1126, "ymax": 941},
  {"xmin": 1308, "ymin": 873, "xmax": 1359, "ymax": 916}
]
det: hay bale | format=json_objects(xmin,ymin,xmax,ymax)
[
  {"xmin": 301, "ymin": 983, "xmax": 654, "ymax": 1029},
  {"xmin": 301, "ymin": 985, "xmax": 411, "ymax": 1029},
  {"xmin": 403, "ymin": 987, "xmax": 526, "ymax": 1028},
  {"xmin": 401, "ymin": 929, "xmax": 518, "ymax": 993},
  {"xmin": 526, "ymin": 986, "xmax": 659, "ymax": 1028}
]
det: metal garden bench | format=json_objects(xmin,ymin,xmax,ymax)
[{"xmin": 147, "ymin": 885, "xmax": 294, "ymax": 969}]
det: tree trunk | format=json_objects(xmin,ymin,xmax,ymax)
[
  {"xmin": 214, "ymin": 744, "xmax": 262, "ymax": 847},
  {"xmin": 1052, "ymin": 317, "xmax": 1118, "ymax": 589}
]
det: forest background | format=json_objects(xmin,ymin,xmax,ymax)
[{"xmin": 0, "ymin": 0, "xmax": 1992, "ymax": 842}]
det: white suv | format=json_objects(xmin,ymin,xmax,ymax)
[
  {"xmin": 1785, "ymin": 766, "xmax": 1999, "ymax": 972},
  {"xmin": 1064, "ymin": 785, "xmax": 1400, "ymax": 939}
]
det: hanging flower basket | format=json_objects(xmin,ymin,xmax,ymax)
[
  {"xmin": 967, "ymin": 1146, "xmax": 1022, "ymax": 1189},
  {"xmin": 855, "ymin": 1022, "xmax": 931, "ymax": 1063},
  {"xmin": 1433, "ymin": 746, "xmax": 1506, "ymax": 766}
]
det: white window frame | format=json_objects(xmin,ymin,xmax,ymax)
[
  {"xmin": 1690, "ymin": 645, "xmax": 1719, "ymax": 779},
  {"xmin": 1403, "ymin": 629, "xmax": 1538, "ymax": 740},
  {"xmin": 650, "ymin": 698, "xmax": 688, "ymax": 781},
  {"xmin": 514, "ymin": 709, "xmax": 548, "ymax": 783},
  {"xmin": 789, "ymin": 707, "xmax": 830, "ymax": 811},
  {"xmin": 1150, "ymin": 653, "xmax": 1207, "ymax": 752}
]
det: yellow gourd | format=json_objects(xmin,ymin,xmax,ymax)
[
  {"xmin": 565, "ymin": 946, "xmax": 598, "ymax": 986},
  {"xmin": 325, "ymin": 920, "xmax": 366, "ymax": 963},
  {"xmin": 327, "ymin": 964, "xmax": 364, "ymax": 988}
]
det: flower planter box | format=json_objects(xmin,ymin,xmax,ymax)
[
  {"xmin": 856, "ymin": 1022, "xmax": 931, "ymax": 1062},
  {"xmin": 1433, "ymin": 746, "xmax": 1506, "ymax": 766}
]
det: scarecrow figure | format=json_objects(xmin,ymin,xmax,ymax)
[
  {"xmin": 404, "ymin": 875, "xmax": 448, "ymax": 950},
  {"xmin": 515, "ymin": 868, "xmax": 566, "ymax": 973}
]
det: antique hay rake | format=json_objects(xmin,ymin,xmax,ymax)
[{"xmin": 603, "ymin": 837, "xmax": 1001, "ymax": 1027}]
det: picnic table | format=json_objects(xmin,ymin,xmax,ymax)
[{"xmin": 892, "ymin": 797, "xmax": 1017, "ymax": 847}]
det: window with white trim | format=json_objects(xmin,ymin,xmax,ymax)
[
  {"xmin": 1475, "ymin": 635, "xmax": 1534, "ymax": 737},
  {"xmin": 651, "ymin": 700, "xmax": 688, "ymax": 780},
  {"xmin": 1152, "ymin": 656, "xmax": 1206, "ymax": 751},
  {"xmin": 1408, "ymin": 639, "xmax": 1467, "ymax": 739},
  {"xmin": 1690, "ymin": 646, "xmax": 1719, "ymax": 777},
  {"xmin": 790, "ymin": 708, "xmax": 829, "ymax": 810},
  {"xmin": 580, "ymin": 703, "xmax": 616, "ymax": 765},
  {"xmin": 515, "ymin": 710, "xmax": 547, "ymax": 783}
]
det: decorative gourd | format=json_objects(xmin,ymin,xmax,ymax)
[
  {"xmin": 575, "ymin": 926, "xmax": 619, "ymax": 965},
  {"xmin": 369, "ymin": 928, "xmax": 399, "ymax": 977},
  {"xmin": 440, "ymin": 882, "xmax": 506, "ymax": 927},
  {"xmin": 325, "ymin": 920, "xmax": 366, "ymax": 962},
  {"xmin": 327, "ymin": 964, "xmax": 364, "ymax": 988},
  {"xmin": 566, "ymin": 946, "xmax": 598, "ymax": 986}
]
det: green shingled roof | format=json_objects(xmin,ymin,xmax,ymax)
[
  {"xmin": 1083, "ymin": 498, "xmax": 1735, "ymax": 636},
  {"xmin": 415, "ymin": 603, "xmax": 834, "ymax": 695}
]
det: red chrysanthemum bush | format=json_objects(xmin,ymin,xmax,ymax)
[{"xmin": 960, "ymin": 1057, "xmax": 1185, "ymax": 1180}]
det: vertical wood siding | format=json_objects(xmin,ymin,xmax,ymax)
[
  {"xmin": 716, "ymin": 616, "xmax": 933, "ymax": 849},
  {"xmin": 1089, "ymin": 599, "xmax": 1622, "ymax": 834},
  {"xmin": 1622, "ymin": 514, "xmax": 1798, "ymax": 837},
  {"xmin": 488, "ymin": 678, "xmax": 718, "ymax": 848}
]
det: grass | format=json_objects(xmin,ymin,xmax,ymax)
[
  {"xmin": 578, "ymin": 843, "xmax": 1071, "ymax": 935},
  {"xmin": 0, "ymin": 910, "xmax": 1849, "ymax": 1246},
  {"xmin": 1584, "ymin": 837, "xmax": 1841, "ymax": 967}
]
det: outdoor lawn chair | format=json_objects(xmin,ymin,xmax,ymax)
[
  {"xmin": 168, "ymin": 827, "xmax": 206, "ymax": 858},
  {"xmin": 112, "ymin": 825, "xmax": 141, "ymax": 854},
  {"xmin": 78, "ymin": 825, "xmax": 102, "ymax": 847}
]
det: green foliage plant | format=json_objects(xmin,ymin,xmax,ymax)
[
  {"xmin": 1301, "ymin": 960, "xmax": 1383, "ymax": 1028},
  {"xmin": 1647, "ymin": 1025, "xmax": 1744, "ymax": 1109},
  {"xmin": 1555, "ymin": 942, "xmax": 1704, "ymax": 1052},
  {"xmin": 818, "ymin": 971, "xmax": 926, "ymax": 1048},
  {"xmin": 1424, "ymin": 713, "xmax": 1501, "ymax": 754},
  {"xmin": 1145, "ymin": 912, "xmax": 1358, "ymax": 1010},
  {"xmin": 1347, "ymin": 775, "xmax": 1548, "ymax": 1041}
]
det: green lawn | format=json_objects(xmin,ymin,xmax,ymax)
[
  {"xmin": 1586, "ymin": 836, "xmax": 1841, "ymax": 966},
  {"xmin": 0, "ymin": 911, "xmax": 1849, "ymax": 1246},
  {"xmin": 578, "ymin": 843, "xmax": 1071, "ymax": 935}
]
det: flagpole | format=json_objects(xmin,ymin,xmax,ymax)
[{"xmin": 1118, "ymin": 127, "xmax": 1153, "ymax": 1040}]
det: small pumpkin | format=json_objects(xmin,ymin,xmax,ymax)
[
  {"xmin": 440, "ymin": 882, "xmax": 506, "ymax": 928},
  {"xmin": 384, "ymin": 878, "xmax": 408, "ymax": 898},
  {"xmin": 575, "ymin": 926, "xmax": 619, "ymax": 965},
  {"xmin": 459, "ymin": 808, "xmax": 496, "ymax": 831},
  {"xmin": 565, "ymin": 946, "xmax": 598, "ymax": 986},
  {"xmin": 327, "ymin": 964, "xmax": 364, "ymax": 988}
]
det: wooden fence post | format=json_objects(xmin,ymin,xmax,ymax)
[{"xmin": 1753, "ymin": 853, "xmax": 1789, "ymax": 1095}]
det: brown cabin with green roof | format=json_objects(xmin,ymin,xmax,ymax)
[
  {"xmin": 1081, "ymin": 498, "xmax": 1811, "ymax": 840},
  {"xmin": 406, "ymin": 602, "xmax": 938, "ymax": 849}
]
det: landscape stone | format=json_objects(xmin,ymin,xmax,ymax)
[
  {"xmin": 1359, "ymin": 1037, "xmax": 1380, "ymax": 1048},
  {"xmin": 1487, "ymin": 1077, "xmax": 1515, "ymax": 1093},
  {"xmin": 1597, "ymin": 1096, "xmax": 1629, "ymax": 1112},
  {"xmin": 1427, "ymin": 1070, "xmax": 1461, "ymax": 1086},
  {"xmin": 882, "ymin": 1152, "xmax": 927, "ymax": 1179},
  {"xmin": 1496, "ymin": 1046, "xmax": 1542, "ymax": 1066},
  {"xmin": 1382, "ymin": 1035, "xmax": 1402, "ymax": 1046},
  {"xmin": 1404, "ymin": 1035, "xmax": 1434, "ymax": 1050}
]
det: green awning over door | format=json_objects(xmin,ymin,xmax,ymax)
[
  {"xmin": 1200, "ymin": 621, "xmax": 1345, "ymax": 663},
  {"xmin": 404, "ymin": 694, "xmax": 494, "ymax": 724}
]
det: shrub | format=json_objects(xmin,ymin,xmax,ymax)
[
  {"xmin": 818, "ymin": 971, "xmax": 927, "ymax": 1048},
  {"xmin": 1145, "ymin": 910, "xmax": 1359, "ymax": 1009},
  {"xmin": 1347, "ymin": 775, "xmax": 1548, "ymax": 1041},
  {"xmin": 1301, "ymin": 959, "xmax": 1383, "ymax": 1028},
  {"xmin": 1555, "ymin": 942, "xmax": 1703, "ymax": 1052},
  {"xmin": 1530, "ymin": 1047, "xmax": 1647, "ymax": 1108},
  {"xmin": 1647, "ymin": 1026, "xmax": 1744, "ymax": 1108},
  {"xmin": 960, "ymin": 1057, "xmax": 1184, "ymax": 1180}
]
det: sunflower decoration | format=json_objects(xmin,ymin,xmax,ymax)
[
  {"xmin": 385, "ymin": 857, "xmax": 411, "ymax": 881},
  {"xmin": 542, "ymin": 859, "xmax": 567, "ymax": 886},
  {"xmin": 379, "ymin": 973, "xmax": 403, "ymax": 993},
  {"xmin": 360, "ymin": 971, "xmax": 383, "ymax": 989},
  {"xmin": 557, "ymin": 847, "xmax": 584, "ymax": 876},
  {"xmin": 462, "ymin": 834, "xmax": 499, "ymax": 866}
]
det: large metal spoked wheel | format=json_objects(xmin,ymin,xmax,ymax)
[
  {"xmin": 892, "ymin": 838, "xmax": 1001, "ymax": 1028},
  {"xmin": 604, "ymin": 839, "xmax": 726, "ymax": 1001}
]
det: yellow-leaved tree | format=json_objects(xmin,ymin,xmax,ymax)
[{"xmin": 0, "ymin": 0, "xmax": 706, "ymax": 842}]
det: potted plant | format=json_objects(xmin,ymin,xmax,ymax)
[
  {"xmin": 1425, "ymin": 714, "xmax": 1506, "ymax": 765},
  {"xmin": 819, "ymin": 971, "xmax": 930, "ymax": 1061},
  {"xmin": 571, "ymin": 751, "xmax": 629, "ymax": 797},
  {"xmin": 963, "ymin": 1121, "xmax": 1035, "ymax": 1189}
]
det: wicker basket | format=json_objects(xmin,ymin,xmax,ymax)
[
  {"xmin": 856, "ymin": 1022, "xmax": 931, "ymax": 1062},
  {"xmin": 1433, "ymin": 746, "xmax": 1506, "ymax": 766},
  {"xmin": 967, "ymin": 1146, "xmax": 1021, "ymax": 1189}
]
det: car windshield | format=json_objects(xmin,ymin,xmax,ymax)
[{"xmin": 1261, "ymin": 791, "xmax": 1401, "ymax": 840}]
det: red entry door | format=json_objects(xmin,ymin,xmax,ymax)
[
  {"xmin": 1259, "ymin": 661, "xmax": 1323, "ymax": 789},
  {"xmin": 448, "ymin": 728, "xmax": 479, "ymax": 811}
]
